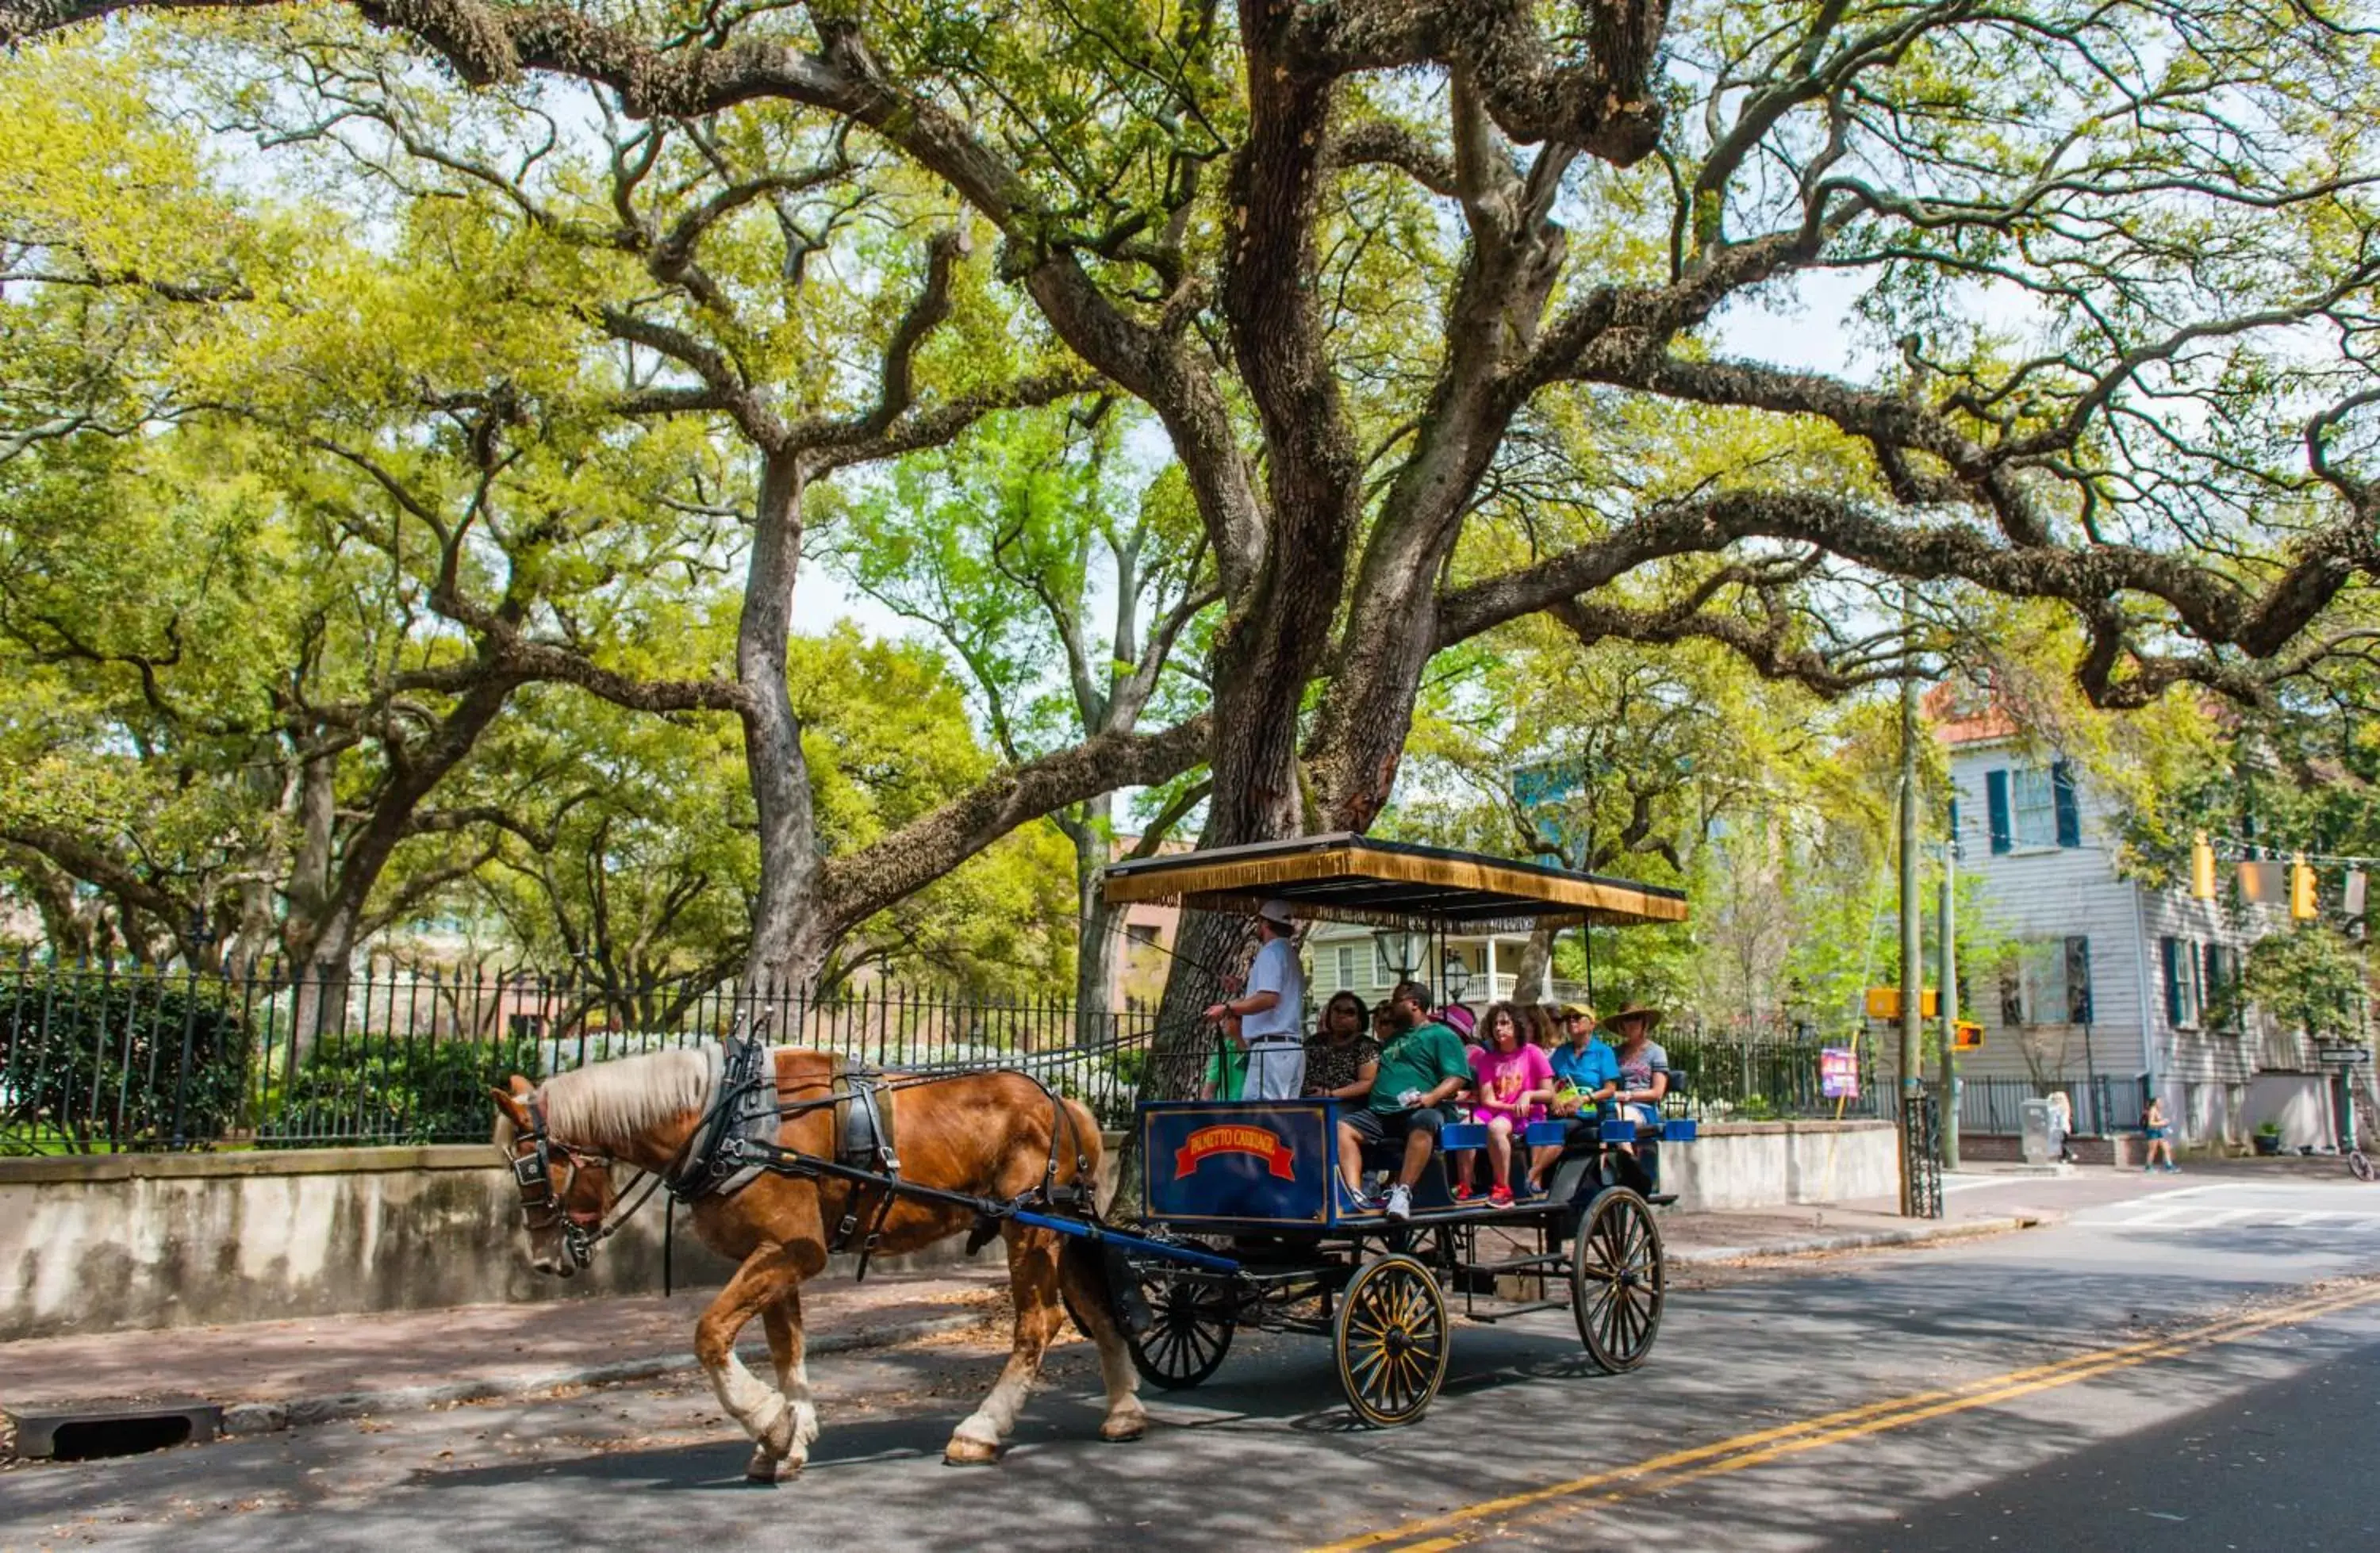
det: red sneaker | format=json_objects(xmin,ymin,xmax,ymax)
[
  {"xmin": 1488, "ymin": 1184, "xmax": 1514, "ymax": 1208},
  {"xmin": 1452, "ymin": 1183, "xmax": 1474, "ymax": 1203}
]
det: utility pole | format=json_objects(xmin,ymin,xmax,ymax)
[
  {"xmin": 1898, "ymin": 584, "xmax": 1924, "ymax": 1215},
  {"xmin": 1937, "ymin": 829, "xmax": 1960, "ymax": 1170}
]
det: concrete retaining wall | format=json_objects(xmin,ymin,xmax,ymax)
[
  {"xmin": 1661, "ymin": 1119, "xmax": 1898, "ymax": 1212},
  {"xmin": 1, "ymin": 1147, "xmax": 748, "ymax": 1340},
  {"xmin": 5, "ymin": 1119, "xmax": 1898, "ymax": 1339}
]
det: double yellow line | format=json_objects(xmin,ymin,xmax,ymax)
[{"xmin": 1312, "ymin": 1278, "xmax": 2380, "ymax": 1553}]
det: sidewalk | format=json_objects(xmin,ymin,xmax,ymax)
[
  {"xmin": 0, "ymin": 1275, "xmax": 1005, "ymax": 1436},
  {"xmin": 1, "ymin": 1194, "xmax": 2077, "ymax": 1441}
]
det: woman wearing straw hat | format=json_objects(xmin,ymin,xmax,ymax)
[{"xmin": 1606, "ymin": 1003, "xmax": 1671, "ymax": 1126}]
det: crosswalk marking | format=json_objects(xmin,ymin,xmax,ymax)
[{"xmin": 2078, "ymin": 1199, "xmax": 2380, "ymax": 1233}]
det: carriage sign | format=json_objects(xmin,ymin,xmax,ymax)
[
  {"xmin": 1174, "ymin": 1122, "xmax": 1298, "ymax": 1179},
  {"xmin": 1820, "ymin": 1046, "xmax": 1861, "ymax": 1100}
]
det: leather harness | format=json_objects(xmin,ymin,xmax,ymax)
[{"xmin": 512, "ymin": 1023, "xmax": 1090, "ymax": 1283}]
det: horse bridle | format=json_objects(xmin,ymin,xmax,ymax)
[{"xmin": 507, "ymin": 1095, "xmax": 612, "ymax": 1271}]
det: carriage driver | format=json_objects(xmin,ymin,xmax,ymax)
[
  {"xmin": 1336, "ymin": 980, "xmax": 1475, "ymax": 1221},
  {"xmin": 1203, "ymin": 898, "xmax": 1307, "ymax": 1099}
]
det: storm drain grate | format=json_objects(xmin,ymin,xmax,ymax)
[{"xmin": 3, "ymin": 1402, "xmax": 222, "ymax": 1460}]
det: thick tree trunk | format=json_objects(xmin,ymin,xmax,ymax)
[
  {"xmin": 1511, "ymin": 925, "xmax": 1557, "ymax": 1004},
  {"xmin": 1065, "ymin": 797, "xmax": 1122, "ymax": 1046},
  {"xmin": 288, "ymin": 911, "xmax": 359, "ymax": 1066},
  {"xmin": 737, "ymin": 453, "xmax": 829, "ymax": 999}
]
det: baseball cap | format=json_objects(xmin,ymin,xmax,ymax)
[{"xmin": 1256, "ymin": 898, "xmax": 1296, "ymax": 926}]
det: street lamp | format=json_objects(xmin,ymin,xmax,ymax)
[
  {"xmin": 1372, "ymin": 925, "xmax": 1429, "ymax": 985},
  {"xmin": 1441, "ymin": 951, "xmax": 1472, "ymax": 1005}
]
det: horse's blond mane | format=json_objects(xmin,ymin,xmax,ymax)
[{"xmin": 538, "ymin": 1045, "xmax": 720, "ymax": 1147}]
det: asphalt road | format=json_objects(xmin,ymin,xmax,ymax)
[{"xmin": 7, "ymin": 1173, "xmax": 2379, "ymax": 1552}]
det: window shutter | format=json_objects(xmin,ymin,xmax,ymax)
[
  {"xmin": 1948, "ymin": 797, "xmax": 1962, "ymax": 850},
  {"xmin": 1986, "ymin": 770, "xmax": 2013, "ymax": 854},
  {"xmin": 2051, "ymin": 760, "xmax": 2082, "ymax": 847},
  {"xmin": 2161, "ymin": 938, "xmax": 2183, "ymax": 1027}
]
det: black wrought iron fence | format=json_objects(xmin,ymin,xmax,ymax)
[
  {"xmin": 0, "ymin": 960, "xmax": 1159, "ymax": 1153},
  {"xmin": 1951, "ymin": 1072, "xmax": 2153, "ymax": 1137},
  {"xmin": 1656, "ymin": 1029, "xmax": 1886, "ymax": 1122}
]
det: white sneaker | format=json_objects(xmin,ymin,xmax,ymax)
[{"xmin": 1384, "ymin": 1183, "xmax": 1412, "ymax": 1221}]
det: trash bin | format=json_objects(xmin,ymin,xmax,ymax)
[{"xmin": 2020, "ymin": 1098, "xmax": 2054, "ymax": 1166}]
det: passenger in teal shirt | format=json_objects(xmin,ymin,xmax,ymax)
[
  {"xmin": 1531, "ymin": 1004, "xmax": 1620, "ymax": 1193},
  {"xmin": 1547, "ymin": 1004, "xmax": 1621, "ymax": 1099}
]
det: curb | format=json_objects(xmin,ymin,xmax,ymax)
[
  {"xmin": 1669, "ymin": 1213, "xmax": 2055, "ymax": 1266},
  {"xmin": 14, "ymin": 1312, "xmax": 986, "ymax": 1448}
]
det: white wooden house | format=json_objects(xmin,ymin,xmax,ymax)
[{"xmin": 1932, "ymin": 688, "xmax": 2335, "ymax": 1148}]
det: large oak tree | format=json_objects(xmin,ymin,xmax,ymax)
[{"xmin": 10, "ymin": 2, "xmax": 2378, "ymax": 1053}]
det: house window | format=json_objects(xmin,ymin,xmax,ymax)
[
  {"xmin": 1372, "ymin": 940, "xmax": 1399, "ymax": 987},
  {"xmin": 1125, "ymin": 922, "xmax": 1157, "ymax": 949},
  {"xmin": 2202, "ymin": 942, "xmax": 2243, "ymax": 1033},
  {"xmin": 2162, "ymin": 937, "xmax": 2201, "ymax": 1030},
  {"xmin": 2010, "ymin": 936, "xmax": 2091, "ymax": 1024},
  {"xmin": 1986, "ymin": 760, "xmax": 2082, "ymax": 853},
  {"xmin": 1334, "ymin": 944, "xmax": 1361, "ymax": 989},
  {"xmin": 2010, "ymin": 768, "xmax": 2058, "ymax": 848}
]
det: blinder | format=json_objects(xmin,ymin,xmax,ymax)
[{"xmin": 508, "ymin": 1097, "xmax": 607, "ymax": 1271}]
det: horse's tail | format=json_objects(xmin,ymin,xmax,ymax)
[
  {"xmin": 1051, "ymin": 1098, "xmax": 1129, "ymax": 1344},
  {"xmin": 1061, "ymin": 1226, "xmax": 1137, "ymax": 1345}
]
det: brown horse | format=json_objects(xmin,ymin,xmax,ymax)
[{"xmin": 489, "ymin": 1044, "xmax": 1147, "ymax": 1478}]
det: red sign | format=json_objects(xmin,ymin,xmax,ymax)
[{"xmin": 1173, "ymin": 1123, "xmax": 1296, "ymax": 1180}]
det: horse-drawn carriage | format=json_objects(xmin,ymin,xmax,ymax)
[
  {"xmin": 493, "ymin": 834, "xmax": 1691, "ymax": 1474},
  {"xmin": 1095, "ymin": 834, "xmax": 1693, "ymax": 1426}
]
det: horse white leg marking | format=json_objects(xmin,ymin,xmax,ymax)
[
  {"xmin": 698, "ymin": 1261, "xmax": 795, "ymax": 1474},
  {"xmin": 745, "ymin": 1299, "xmax": 816, "ymax": 1481},
  {"xmin": 947, "ymin": 1231, "xmax": 1064, "ymax": 1466},
  {"xmin": 948, "ymin": 1356, "xmax": 1036, "ymax": 1461},
  {"xmin": 769, "ymin": 1299, "xmax": 821, "ymax": 1450},
  {"xmin": 708, "ymin": 1350, "xmax": 792, "ymax": 1455},
  {"xmin": 1090, "ymin": 1317, "xmax": 1146, "ymax": 1441}
]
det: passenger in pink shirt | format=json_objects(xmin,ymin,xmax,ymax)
[{"xmin": 1453, "ymin": 1003, "xmax": 1556, "ymax": 1207}]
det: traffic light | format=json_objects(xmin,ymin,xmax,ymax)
[
  {"xmin": 1952, "ymin": 1021, "xmax": 1984, "ymax": 1050},
  {"xmin": 2190, "ymin": 832, "xmax": 2217, "ymax": 899},
  {"xmin": 2291, "ymin": 853, "xmax": 2317, "ymax": 920}
]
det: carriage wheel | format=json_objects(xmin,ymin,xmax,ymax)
[
  {"xmin": 1126, "ymin": 1265, "xmax": 1236, "ymax": 1390},
  {"xmin": 1334, "ymin": 1253, "xmax": 1450, "ymax": 1428},
  {"xmin": 1572, "ymin": 1187, "xmax": 1664, "ymax": 1373},
  {"xmin": 2351, "ymin": 1150, "xmax": 2375, "ymax": 1183}
]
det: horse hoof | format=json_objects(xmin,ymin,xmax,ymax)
[
  {"xmin": 754, "ymin": 1398, "xmax": 795, "ymax": 1459},
  {"xmin": 1100, "ymin": 1408, "xmax": 1149, "ymax": 1442},
  {"xmin": 746, "ymin": 1445, "xmax": 803, "ymax": 1483},
  {"xmin": 942, "ymin": 1435, "xmax": 1001, "ymax": 1467}
]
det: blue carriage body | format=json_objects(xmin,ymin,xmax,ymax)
[
  {"xmin": 1141, "ymin": 1099, "xmax": 1343, "ymax": 1227},
  {"xmin": 1138, "ymin": 1097, "xmax": 1696, "ymax": 1230}
]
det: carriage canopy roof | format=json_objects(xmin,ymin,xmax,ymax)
[{"xmin": 1100, "ymin": 833, "xmax": 1687, "ymax": 932}]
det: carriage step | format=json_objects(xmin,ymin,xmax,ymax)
[{"xmin": 1462, "ymin": 1299, "xmax": 1568, "ymax": 1324}]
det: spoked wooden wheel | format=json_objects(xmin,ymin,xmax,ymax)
[
  {"xmin": 1334, "ymin": 1252, "xmax": 1450, "ymax": 1428},
  {"xmin": 1572, "ymin": 1187, "xmax": 1664, "ymax": 1373},
  {"xmin": 1126, "ymin": 1263, "xmax": 1236, "ymax": 1390}
]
